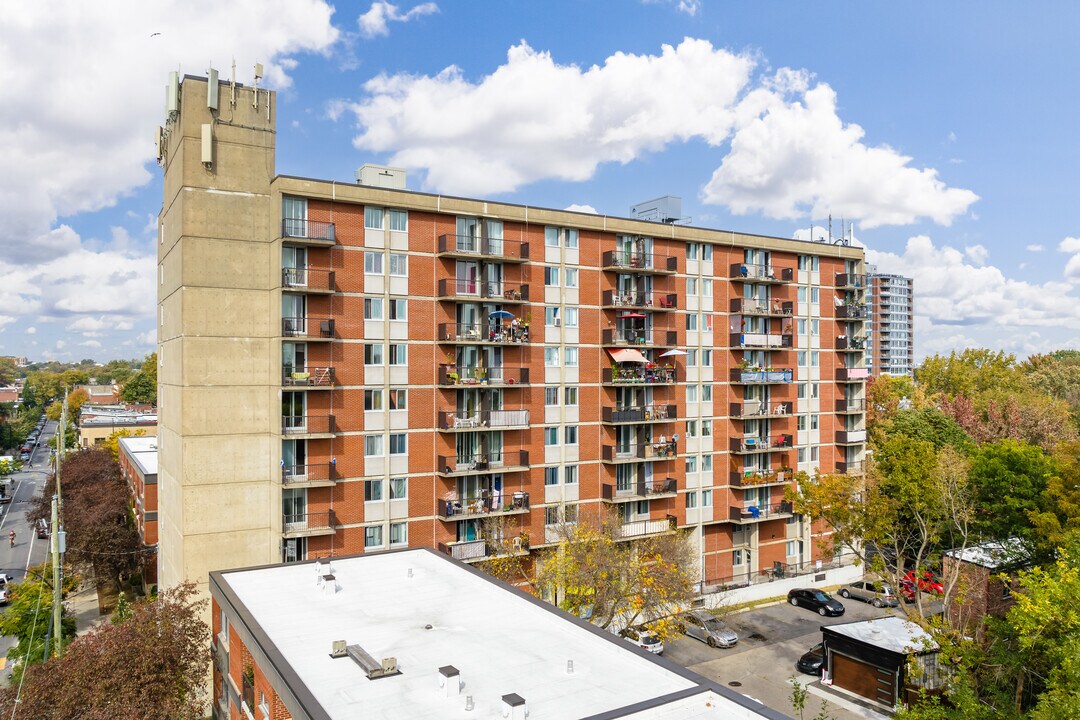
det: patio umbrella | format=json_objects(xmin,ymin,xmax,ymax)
[
  {"xmin": 489, "ymin": 310, "xmax": 515, "ymax": 320},
  {"xmin": 609, "ymin": 348, "xmax": 649, "ymax": 364},
  {"xmin": 619, "ymin": 312, "xmax": 647, "ymax": 319},
  {"xmin": 659, "ymin": 349, "xmax": 688, "ymax": 357}
]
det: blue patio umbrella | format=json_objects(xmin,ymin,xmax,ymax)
[{"xmin": 489, "ymin": 310, "xmax": 515, "ymax": 320}]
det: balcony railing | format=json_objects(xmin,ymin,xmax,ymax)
[
  {"xmin": 282, "ymin": 316, "xmax": 335, "ymax": 339},
  {"xmin": 602, "ymin": 250, "xmax": 678, "ymax": 274},
  {"xmin": 731, "ymin": 264, "xmax": 794, "ymax": 282},
  {"xmin": 730, "ymin": 332, "xmax": 792, "ymax": 349},
  {"xmin": 837, "ymin": 367, "xmax": 871, "ymax": 381},
  {"xmin": 836, "ymin": 335, "xmax": 868, "ymax": 351},
  {"xmin": 602, "ymin": 365, "xmax": 677, "ymax": 385},
  {"xmin": 602, "ymin": 290, "xmax": 677, "ymax": 310},
  {"xmin": 601, "ymin": 404, "xmax": 675, "ymax": 424},
  {"xmin": 601, "ymin": 478, "xmax": 678, "ymax": 501},
  {"xmin": 437, "ymin": 234, "xmax": 528, "ymax": 262},
  {"xmin": 836, "ymin": 429, "xmax": 868, "ymax": 444},
  {"xmin": 602, "ymin": 442, "xmax": 678, "ymax": 463},
  {"xmin": 838, "ymin": 460, "xmax": 866, "ymax": 475},
  {"xmin": 730, "ymin": 469, "xmax": 793, "ymax": 487},
  {"xmin": 282, "ymin": 510, "xmax": 336, "ymax": 536},
  {"xmin": 438, "ymin": 491, "xmax": 530, "ymax": 520},
  {"xmin": 836, "ymin": 273, "xmax": 868, "ymax": 289},
  {"xmin": 602, "ymin": 328, "xmax": 678, "ymax": 347},
  {"xmin": 282, "ymin": 267, "xmax": 336, "ymax": 293},
  {"xmin": 730, "ymin": 368, "xmax": 794, "ymax": 384},
  {"xmin": 437, "ymin": 450, "xmax": 530, "ymax": 476},
  {"xmin": 617, "ymin": 515, "xmax": 677, "ymax": 539},
  {"xmin": 437, "ymin": 539, "xmax": 490, "ymax": 562},
  {"xmin": 730, "ymin": 298, "xmax": 793, "ymax": 316},
  {"xmin": 242, "ymin": 673, "xmax": 255, "ymax": 714},
  {"xmin": 436, "ymin": 278, "xmax": 530, "ymax": 303},
  {"xmin": 282, "ymin": 366, "xmax": 335, "ymax": 387},
  {"xmin": 281, "ymin": 219, "xmax": 336, "ymax": 243},
  {"xmin": 729, "ymin": 501, "xmax": 795, "ymax": 522},
  {"xmin": 439, "ymin": 322, "xmax": 530, "ymax": 344},
  {"xmin": 836, "ymin": 304, "xmax": 869, "ymax": 319},
  {"xmin": 439, "ymin": 409, "xmax": 530, "ymax": 430},
  {"xmin": 439, "ymin": 365, "xmax": 530, "ymax": 387},
  {"xmin": 730, "ymin": 401, "xmax": 791, "ymax": 418},
  {"xmin": 836, "ymin": 398, "xmax": 867, "ymax": 413},
  {"xmin": 281, "ymin": 415, "xmax": 337, "ymax": 435},
  {"xmin": 731, "ymin": 435, "xmax": 794, "ymax": 453},
  {"xmin": 282, "ymin": 462, "xmax": 339, "ymax": 485}
]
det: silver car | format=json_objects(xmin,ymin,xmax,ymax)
[
  {"xmin": 839, "ymin": 579, "xmax": 900, "ymax": 608},
  {"xmin": 681, "ymin": 610, "xmax": 738, "ymax": 648}
]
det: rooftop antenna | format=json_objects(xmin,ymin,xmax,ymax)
[
  {"xmin": 230, "ymin": 57, "xmax": 236, "ymax": 108},
  {"xmin": 253, "ymin": 62, "xmax": 263, "ymax": 110},
  {"xmin": 828, "ymin": 214, "xmax": 833, "ymax": 244}
]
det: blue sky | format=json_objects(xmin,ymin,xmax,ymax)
[{"xmin": 2, "ymin": 1, "xmax": 1079, "ymax": 362}]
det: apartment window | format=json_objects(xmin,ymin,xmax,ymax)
[
  {"xmin": 702, "ymin": 279, "xmax": 713, "ymax": 297},
  {"xmin": 798, "ymin": 255, "xmax": 819, "ymax": 271},
  {"xmin": 811, "ymin": 382, "xmax": 820, "ymax": 399},
  {"xmin": 564, "ymin": 307, "xmax": 578, "ymax": 327},
  {"xmin": 686, "ymin": 491, "xmax": 698, "ymax": 509},
  {"xmin": 798, "ymin": 447, "xmax": 807, "ymax": 463},
  {"xmin": 545, "ymin": 467, "xmax": 559, "ymax": 485},
  {"xmin": 797, "ymin": 351, "xmax": 807, "ymax": 367},
  {"xmin": 388, "ymin": 209, "xmax": 407, "ymax": 232},
  {"xmin": 564, "ymin": 268, "xmax": 578, "ymax": 287},
  {"xmin": 811, "ymin": 319, "xmax": 819, "ymax": 336},
  {"xmin": 797, "ymin": 286, "xmax": 807, "ymax": 303},
  {"xmin": 389, "ymin": 344, "xmax": 407, "ymax": 365},
  {"xmin": 544, "ymin": 346, "xmax": 560, "ymax": 367},
  {"xmin": 564, "ymin": 347, "xmax": 578, "ymax": 367},
  {"xmin": 733, "ymin": 549, "xmax": 746, "ymax": 566},
  {"xmin": 798, "ymin": 415, "xmax": 807, "ymax": 431},
  {"xmin": 810, "ymin": 351, "xmax": 820, "ymax": 368},
  {"xmin": 686, "ymin": 455, "xmax": 698, "ymax": 473},
  {"xmin": 797, "ymin": 319, "xmax": 807, "ymax": 335},
  {"xmin": 797, "ymin": 382, "xmax": 807, "ymax": 399},
  {"xmin": 364, "ymin": 389, "xmax": 383, "ymax": 411},
  {"xmin": 364, "ymin": 479, "xmax": 383, "ymax": 502},
  {"xmin": 811, "ymin": 287, "xmax": 820, "ymax": 303},
  {"xmin": 686, "ymin": 349, "xmax": 698, "ymax": 366},
  {"xmin": 389, "ymin": 433, "xmax": 407, "ymax": 455},
  {"xmin": 702, "ymin": 350, "xmax": 712, "ymax": 367},
  {"xmin": 686, "ymin": 314, "xmax": 698, "ymax": 331},
  {"xmin": 544, "ymin": 227, "xmax": 560, "ymax": 247},
  {"xmin": 701, "ymin": 419, "xmax": 712, "ymax": 437},
  {"xmin": 545, "ymin": 307, "xmax": 560, "ymax": 326},
  {"xmin": 702, "ymin": 314, "xmax": 713, "ymax": 331},
  {"xmin": 389, "ymin": 299, "xmax": 407, "ymax": 321},
  {"xmin": 702, "ymin": 454, "xmax": 713, "ymax": 472},
  {"xmin": 810, "ymin": 414, "xmax": 819, "ymax": 430},
  {"xmin": 687, "ymin": 277, "xmax": 698, "ymax": 295},
  {"xmin": 702, "ymin": 385, "xmax": 712, "ymax": 401},
  {"xmin": 564, "ymin": 426, "xmax": 578, "ymax": 445},
  {"xmin": 687, "ymin": 420, "xmax": 698, "ymax": 437},
  {"xmin": 364, "ymin": 525, "xmax": 383, "ymax": 548},
  {"xmin": 364, "ymin": 251, "xmax": 383, "ymax": 274},
  {"xmin": 364, "ymin": 297, "xmax": 383, "ymax": 320},
  {"xmin": 544, "ymin": 506, "xmax": 559, "ymax": 525},
  {"xmin": 786, "ymin": 540, "xmax": 799, "ymax": 556},
  {"xmin": 389, "ymin": 477, "xmax": 407, "ymax": 499},
  {"xmin": 364, "ymin": 343, "xmax": 384, "ymax": 365},
  {"xmin": 545, "ymin": 427, "xmax": 558, "ymax": 446},
  {"xmin": 686, "ymin": 384, "xmax": 698, "ymax": 402},
  {"xmin": 389, "ymin": 253, "xmax": 407, "ymax": 276},
  {"xmin": 364, "ymin": 207, "xmax": 383, "ymax": 229},
  {"xmin": 702, "ymin": 244, "xmax": 712, "ymax": 261},
  {"xmin": 545, "ymin": 387, "xmax": 559, "ymax": 406},
  {"xmin": 364, "ymin": 434, "xmax": 383, "ymax": 456},
  {"xmin": 810, "ymin": 446, "xmax": 819, "ymax": 461},
  {"xmin": 702, "ymin": 489, "xmax": 713, "ymax": 507},
  {"xmin": 544, "ymin": 266, "xmax": 559, "ymax": 286},
  {"xmin": 564, "ymin": 387, "xmax": 578, "ymax": 406},
  {"xmin": 564, "ymin": 465, "xmax": 578, "ymax": 484},
  {"xmin": 564, "ymin": 503, "xmax": 579, "ymax": 523},
  {"xmin": 687, "ymin": 242, "xmax": 699, "ymax": 260},
  {"xmin": 390, "ymin": 522, "xmax": 408, "ymax": 546}
]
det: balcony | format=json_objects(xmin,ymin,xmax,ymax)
[
  {"xmin": 439, "ymin": 409, "xmax": 530, "ymax": 431},
  {"xmin": 601, "ymin": 478, "xmax": 678, "ymax": 502},
  {"xmin": 601, "ymin": 328, "xmax": 677, "ymax": 348},
  {"xmin": 602, "ymin": 365, "xmax": 677, "ymax": 385},
  {"xmin": 437, "ymin": 451, "xmax": 530, "ymax": 477},
  {"xmin": 602, "ymin": 290, "xmax": 677, "ymax": 311},
  {"xmin": 282, "ymin": 316, "xmax": 335, "ymax": 341},
  {"xmin": 282, "ymin": 462, "xmax": 339, "ymax": 487},
  {"xmin": 730, "ymin": 298, "xmax": 793, "ymax": 317},
  {"xmin": 837, "ymin": 367, "xmax": 871, "ymax": 382},
  {"xmin": 281, "ymin": 267, "xmax": 335, "ymax": 294},
  {"xmin": 282, "ymin": 510, "xmax": 336, "ymax": 538},
  {"xmin": 731, "ymin": 435, "xmax": 794, "ymax": 454},
  {"xmin": 602, "ymin": 250, "xmax": 678, "ymax": 274},
  {"xmin": 836, "ymin": 398, "xmax": 867, "ymax": 413},
  {"xmin": 436, "ymin": 278, "xmax": 530, "ymax": 304},
  {"xmin": 437, "ymin": 234, "xmax": 528, "ymax": 263},
  {"xmin": 730, "ymin": 469, "xmax": 793, "ymax": 487},
  {"xmin": 836, "ymin": 304, "xmax": 869, "ymax": 320},
  {"xmin": 438, "ymin": 365, "xmax": 530, "ymax": 387},
  {"xmin": 281, "ymin": 366, "xmax": 335, "ymax": 387},
  {"xmin": 730, "ymin": 368, "xmax": 794, "ymax": 385},
  {"xmin": 601, "ymin": 404, "xmax": 676, "ymax": 424},
  {"xmin": 281, "ymin": 414, "xmax": 337, "ymax": 437},
  {"xmin": 729, "ymin": 501, "xmax": 795, "ymax": 524},
  {"xmin": 730, "ymin": 401, "xmax": 791, "ymax": 419},
  {"xmin": 281, "ymin": 219, "xmax": 336, "ymax": 245},
  {"xmin": 616, "ymin": 515, "xmax": 678, "ymax": 540},
  {"xmin": 730, "ymin": 332, "xmax": 792, "ymax": 349},
  {"xmin": 731, "ymin": 264, "xmax": 793, "ymax": 283},
  {"xmin": 438, "ymin": 490, "xmax": 530, "ymax": 520},
  {"xmin": 838, "ymin": 460, "xmax": 866, "ymax": 476},
  {"xmin": 835, "ymin": 273, "xmax": 867, "ymax": 289},
  {"xmin": 601, "ymin": 442, "xmax": 677, "ymax": 464},
  {"xmin": 836, "ymin": 335, "xmax": 868, "ymax": 351},
  {"xmin": 836, "ymin": 429, "xmax": 867, "ymax": 444},
  {"xmin": 439, "ymin": 322, "xmax": 530, "ymax": 345}
]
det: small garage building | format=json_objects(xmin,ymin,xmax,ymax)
[{"xmin": 822, "ymin": 616, "xmax": 941, "ymax": 709}]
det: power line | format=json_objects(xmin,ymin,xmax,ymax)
[{"xmin": 9, "ymin": 568, "xmax": 48, "ymax": 720}]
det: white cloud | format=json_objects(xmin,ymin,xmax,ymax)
[
  {"xmin": 947, "ymin": 131, "xmax": 957, "ymax": 142},
  {"xmin": 55, "ymin": 340, "xmax": 66, "ymax": 350},
  {"xmin": 678, "ymin": 0, "xmax": 702, "ymax": 15},
  {"xmin": 1026, "ymin": 244, "xmax": 1045, "ymax": 252},
  {"xmin": 565, "ymin": 204, "xmax": 598, "ymax": 214},
  {"xmin": 25, "ymin": 327, "xmax": 36, "ymax": 335},
  {"xmin": 964, "ymin": 244, "xmax": 988, "ymax": 266},
  {"xmin": 1058, "ymin": 237, "xmax": 1080, "ymax": 253},
  {"xmin": 358, "ymin": 1, "xmax": 438, "ymax": 38},
  {"xmin": 78, "ymin": 340, "xmax": 103, "ymax": 349}
]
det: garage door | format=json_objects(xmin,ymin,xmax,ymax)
[{"xmin": 831, "ymin": 652, "xmax": 896, "ymax": 706}]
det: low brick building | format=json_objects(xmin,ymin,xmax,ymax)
[
  {"xmin": 943, "ymin": 539, "xmax": 1029, "ymax": 636},
  {"xmin": 118, "ymin": 436, "xmax": 158, "ymax": 586}
]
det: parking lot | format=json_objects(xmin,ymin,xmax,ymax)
[{"xmin": 665, "ymin": 588, "xmax": 904, "ymax": 719}]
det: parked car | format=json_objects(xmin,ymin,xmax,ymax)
[
  {"xmin": 619, "ymin": 625, "xmax": 664, "ymax": 655},
  {"xmin": 36, "ymin": 519, "xmax": 48, "ymax": 539},
  {"xmin": 787, "ymin": 588, "xmax": 845, "ymax": 617},
  {"xmin": 0, "ymin": 589, "xmax": 8, "ymax": 606},
  {"xmin": 796, "ymin": 642, "xmax": 825, "ymax": 675},
  {"xmin": 902, "ymin": 570, "xmax": 944, "ymax": 596},
  {"xmin": 680, "ymin": 610, "xmax": 739, "ymax": 648},
  {"xmin": 839, "ymin": 580, "xmax": 900, "ymax": 608},
  {"xmin": 19, "ymin": 453, "xmax": 29, "ymax": 462}
]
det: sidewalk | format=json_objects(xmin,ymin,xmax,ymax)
[{"xmin": 67, "ymin": 581, "xmax": 108, "ymax": 635}]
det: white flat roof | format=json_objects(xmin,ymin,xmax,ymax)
[
  {"xmin": 825, "ymin": 616, "xmax": 938, "ymax": 655},
  {"xmin": 944, "ymin": 538, "xmax": 1029, "ymax": 569},
  {"xmin": 118, "ymin": 436, "xmax": 158, "ymax": 475},
  {"xmin": 216, "ymin": 550, "xmax": 784, "ymax": 719}
]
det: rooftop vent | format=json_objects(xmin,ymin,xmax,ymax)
[
  {"xmin": 630, "ymin": 196, "xmax": 683, "ymax": 224},
  {"xmin": 438, "ymin": 665, "xmax": 462, "ymax": 697},
  {"xmin": 501, "ymin": 693, "xmax": 526, "ymax": 720},
  {"xmin": 356, "ymin": 163, "xmax": 407, "ymax": 190},
  {"xmin": 347, "ymin": 643, "xmax": 400, "ymax": 680}
]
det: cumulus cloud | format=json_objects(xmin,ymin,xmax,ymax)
[
  {"xmin": 358, "ymin": 1, "xmax": 438, "ymax": 38},
  {"xmin": 565, "ymin": 204, "xmax": 598, "ymax": 214},
  {"xmin": 964, "ymin": 244, "xmax": 988, "ymax": 266},
  {"xmin": 1026, "ymin": 244, "xmax": 1045, "ymax": 252},
  {"xmin": 25, "ymin": 327, "xmax": 36, "ymax": 335},
  {"xmin": 79, "ymin": 340, "xmax": 103, "ymax": 349},
  {"xmin": 1058, "ymin": 237, "xmax": 1080, "ymax": 253}
]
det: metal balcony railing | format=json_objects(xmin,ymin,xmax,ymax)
[
  {"xmin": 731, "ymin": 264, "xmax": 794, "ymax": 282},
  {"xmin": 729, "ymin": 502, "xmax": 795, "ymax": 522},
  {"xmin": 730, "ymin": 332, "xmax": 792, "ymax": 349},
  {"xmin": 602, "ymin": 291, "xmax": 678, "ymax": 310},
  {"xmin": 439, "ymin": 409, "xmax": 530, "ymax": 430},
  {"xmin": 731, "ymin": 435, "xmax": 794, "ymax": 453},
  {"xmin": 730, "ymin": 298, "xmax": 793, "ymax": 316},
  {"xmin": 602, "ymin": 442, "xmax": 678, "ymax": 462},
  {"xmin": 616, "ymin": 515, "xmax": 677, "ymax": 539},
  {"xmin": 282, "ymin": 510, "xmax": 336, "ymax": 534},
  {"xmin": 836, "ymin": 398, "xmax": 867, "ymax": 413},
  {"xmin": 836, "ymin": 304, "xmax": 869, "ymax": 319},
  {"xmin": 836, "ymin": 429, "xmax": 868, "ymax": 444},
  {"xmin": 835, "ymin": 273, "xmax": 867, "ymax": 288},
  {"xmin": 281, "ymin": 219, "xmax": 336, "ymax": 242},
  {"xmin": 730, "ymin": 401, "xmax": 791, "ymax": 418},
  {"xmin": 439, "ymin": 322, "xmax": 530, "ymax": 344},
  {"xmin": 730, "ymin": 469, "xmax": 793, "ymax": 487},
  {"xmin": 436, "ymin": 278, "xmax": 529, "ymax": 302},
  {"xmin": 730, "ymin": 368, "xmax": 794, "ymax": 384},
  {"xmin": 282, "ymin": 366, "xmax": 335, "ymax": 387},
  {"xmin": 836, "ymin": 335, "xmax": 868, "ymax": 351},
  {"xmin": 437, "ymin": 539, "xmax": 489, "ymax": 562},
  {"xmin": 601, "ymin": 404, "xmax": 675, "ymax": 424},
  {"xmin": 602, "ymin": 250, "xmax": 678, "ymax": 273},
  {"xmin": 602, "ymin": 328, "xmax": 678, "ymax": 347},
  {"xmin": 838, "ymin": 460, "xmax": 866, "ymax": 475},
  {"xmin": 282, "ymin": 267, "xmax": 336, "ymax": 293},
  {"xmin": 282, "ymin": 316, "xmax": 335, "ymax": 339},
  {"xmin": 437, "ymin": 234, "xmax": 528, "ymax": 261},
  {"xmin": 438, "ymin": 365, "xmax": 529, "ymax": 387},
  {"xmin": 282, "ymin": 463, "xmax": 339, "ymax": 485},
  {"xmin": 281, "ymin": 414, "xmax": 337, "ymax": 435},
  {"xmin": 602, "ymin": 365, "xmax": 677, "ymax": 385},
  {"xmin": 601, "ymin": 478, "xmax": 677, "ymax": 500},
  {"xmin": 438, "ymin": 491, "xmax": 530, "ymax": 520},
  {"xmin": 437, "ymin": 451, "xmax": 530, "ymax": 475}
]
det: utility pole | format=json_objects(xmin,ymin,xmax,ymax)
[{"xmin": 51, "ymin": 391, "xmax": 68, "ymax": 656}]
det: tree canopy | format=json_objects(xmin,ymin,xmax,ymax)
[{"xmin": 118, "ymin": 353, "xmax": 156, "ymax": 404}]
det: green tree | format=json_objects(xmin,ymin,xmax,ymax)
[
  {"xmin": 119, "ymin": 353, "xmax": 156, "ymax": 404},
  {"xmin": 0, "ymin": 564, "xmax": 78, "ymax": 681},
  {"xmin": 1030, "ymin": 442, "xmax": 1080, "ymax": 549},
  {"xmin": 917, "ymin": 349, "xmax": 1024, "ymax": 399},
  {"xmin": 884, "ymin": 407, "xmax": 974, "ymax": 453},
  {"xmin": 967, "ymin": 440, "xmax": 1055, "ymax": 544}
]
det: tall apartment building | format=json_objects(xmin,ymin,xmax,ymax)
[
  {"xmin": 866, "ymin": 266, "xmax": 914, "ymax": 377},
  {"xmin": 157, "ymin": 74, "xmax": 868, "ymax": 600}
]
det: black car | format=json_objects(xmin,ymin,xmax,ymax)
[
  {"xmin": 796, "ymin": 642, "xmax": 825, "ymax": 675},
  {"xmin": 787, "ymin": 588, "xmax": 845, "ymax": 616}
]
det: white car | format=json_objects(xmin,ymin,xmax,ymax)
[{"xmin": 619, "ymin": 626, "xmax": 664, "ymax": 655}]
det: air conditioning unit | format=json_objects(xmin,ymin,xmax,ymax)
[{"xmin": 553, "ymin": 318, "xmax": 562, "ymax": 327}]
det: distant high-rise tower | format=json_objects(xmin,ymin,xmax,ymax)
[{"xmin": 866, "ymin": 266, "xmax": 914, "ymax": 376}]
